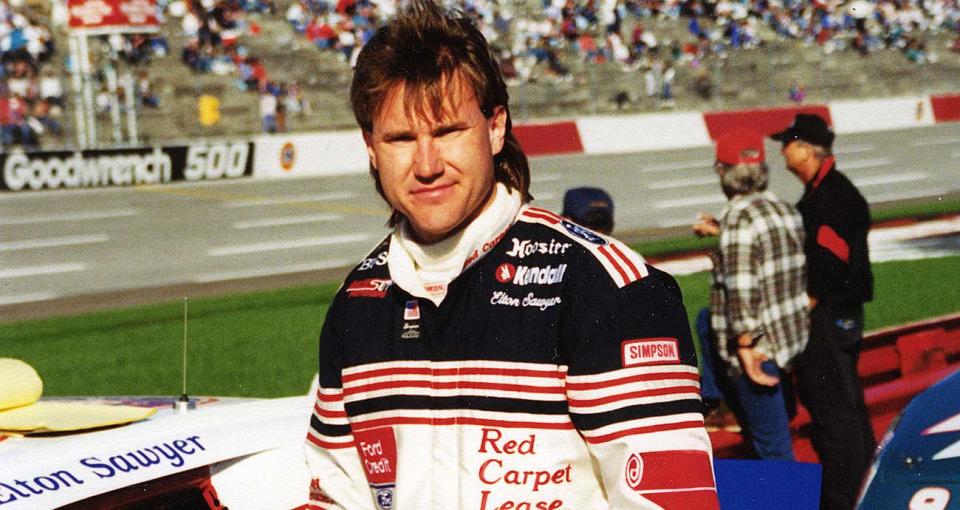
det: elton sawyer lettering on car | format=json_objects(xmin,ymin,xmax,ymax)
[{"xmin": 0, "ymin": 435, "xmax": 206, "ymax": 505}]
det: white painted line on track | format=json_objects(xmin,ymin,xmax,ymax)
[
  {"xmin": 223, "ymin": 192, "xmax": 357, "ymax": 208},
  {"xmin": 654, "ymin": 194, "xmax": 726, "ymax": 209},
  {"xmin": 647, "ymin": 176, "xmax": 717, "ymax": 190},
  {"xmin": 0, "ymin": 234, "xmax": 109, "ymax": 252},
  {"xmin": 0, "ymin": 292, "xmax": 60, "ymax": 305},
  {"xmin": 641, "ymin": 160, "xmax": 713, "ymax": 173},
  {"xmin": 208, "ymin": 233, "xmax": 371, "ymax": 256},
  {"xmin": 833, "ymin": 144, "xmax": 876, "ymax": 155},
  {"xmin": 952, "ymin": 150, "xmax": 960, "ymax": 158},
  {"xmin": 909, "ymin": 137, "xmax": 960, "ymax": 147},
  {"xmin": 841, "ymin": 158, "xmax": 894, "ymax": 170},
  {"xmin": 194, "ymin": 259, "xmax": 353, "ymax": 282},
  {"xmin": 852, "ymin": 172, "xmax": 928, "ymax": 187},
  {"xmin": 0, "ymin": 263, "xmax": 86, "ymax": 279},
  {"xmin": 233, "ymin": 213, "xmax": 343, "ymax": 229},
  {"xmin": 868, "ymin": 189, "xmax": 946, "ymax": 203},
  {"xmin": 656, "ymin": 217, "xmax": 698, "ymax": 228},
  {"xmin": 0, "ymin": 209, "xmax": 140, "ymax": 225},
  {"xmin": 536, "ymin": 174, "xmax": 562, "ymax": 183},
  {"xmin": 869, "ymin": 216, "xmax": 960, "ymax": 243}
]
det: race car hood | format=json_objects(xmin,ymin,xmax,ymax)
[
  {"xmin": 0, "ymin": 395, "xmax": 312, "ymax": 509},
  {"xmin": 879, "ymin": 370, "xmax": 960, "ymax": 481}
]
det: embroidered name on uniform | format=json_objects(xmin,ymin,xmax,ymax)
[{"xmin": 621, "ymin": 338, "xmax": 680, "ymax": 366}]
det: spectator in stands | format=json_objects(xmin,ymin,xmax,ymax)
[
  {"xmin": 137, "ymin": 71, "xmax": 161, "ymax": 108},
  {"xmin": 771, "ymin": 113, "xmax": 876, "ymax": 510},
  {"xmin": 259, "ymin": 88, "xmax": 277, "ymax": 133},
  {"xmin": 562, "ymin": 187, "xmax": 615, "ymax": 234},
  {"xmin": 693, "ymin": 130, "xmax": 808, "ymax": 461}
]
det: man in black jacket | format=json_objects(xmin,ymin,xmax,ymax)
[{"xmin": 772, "ymin": 113, "xmax": 876, "ymax": 510}]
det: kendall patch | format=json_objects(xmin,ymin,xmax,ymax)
[
  {"xmin": 495, "ymin": 263, "xmax": 517, "ymax": 283},
  {"xmin": 621, "ymin": 338, "xmax": 680, "ymax": 366},
  {"xmin": 346, "ymin": 278, "xmax": 392, "ymax": 298},
  {"xmin": 561, "ymin": 220, "xmax": 607, "ymax": 245}
]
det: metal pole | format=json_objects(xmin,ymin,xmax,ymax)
[
  {"xmin": 68, "ymin": 35, "xmax": 86, "ymax": 148},
  {"xmin": 123, "ymin": 71, "xmax": 138, "ymax": 144},
  {"xmin": 78, "ymin": 35, "xmax": 97, "ymax": 146},
  {"xmin": 105, "ymin": 63, "xmax": 122, "ymax": 143}
]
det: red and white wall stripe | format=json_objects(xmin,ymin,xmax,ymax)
[{"xmin": 252, "ymin": 93, "xmax": 960, "ymax": 178}]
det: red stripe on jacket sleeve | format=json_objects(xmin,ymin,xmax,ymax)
[{"xmin": 816, "ymin": 224, "xmax": 850, "ymax": 263}]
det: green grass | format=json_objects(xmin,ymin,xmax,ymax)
[
  {"xmin": 1, "ymin": 283, "xmax": 339, "ymax": 398},
  {"xmin": 2, "ymin": 256, "xmax": 957, "ymax": 398}
]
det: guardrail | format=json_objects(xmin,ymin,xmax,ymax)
[{"xmin": 710, "ymin": 312, "xmax": 960, "ymax": 460}]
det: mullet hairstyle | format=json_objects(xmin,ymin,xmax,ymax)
[{"xmin": 350, "ymin": 0, "xmax": 532, "ymax": 225}]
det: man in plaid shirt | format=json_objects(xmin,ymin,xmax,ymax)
[{"xmin": 694, "ymin": 130, "xmax": 809, "ymax": 460}]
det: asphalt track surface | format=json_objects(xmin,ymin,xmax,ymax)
[{"xmin": 2, "ymin": 123, "xmax": 959, "ymax": 319}]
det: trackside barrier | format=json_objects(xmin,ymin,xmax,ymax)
[
  {"xmin": 930, "ymin": 93, "xmax": 960, "ymax": 122},
  {"xmin": 0, "ymin": 141, "xmax": 255, "ymax": 192},
  {"xmin": 710, "ymin": 312, "xmax": 960, "ymax": 461},
  {"xmin": 701, "ymin": 104, "xmax": 832, "ymax": 140}
]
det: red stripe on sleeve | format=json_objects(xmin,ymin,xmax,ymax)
[
  {"xmin": 521, "ymin": 210, "xmax": 561, "ymax": 224},
  {"xmin": 598, "ymin": 245, "xmax": 630, "ymax": 283},
  {"xmin": 609, "ymin": 243, "xmax": 643, "ymax": 281},
  {"xmin": 631, "ymin": 450, "xmax": 716, "ymax": 491},
  {"xmin": 816, "ymin": 224, "xmax": 850, "ymax": 263},
  {"xmin": 306, "ymin": 433, "xmax": 355, "ymax": 449}
]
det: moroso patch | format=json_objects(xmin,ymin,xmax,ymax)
[
  {"xmin": 346, "ymin": 278, "xmax": 392, "ymax": 298},
  {"xmin": 621, "ymin": 338, "xmax": 680, "ymax": 366}
]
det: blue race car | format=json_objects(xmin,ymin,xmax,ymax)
[{"xmin": 858, "ymin": 369, "xmax": 960, "ymax": 510}]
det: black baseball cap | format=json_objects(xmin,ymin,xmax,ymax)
[
  {"xmin": 770, "ymin": 113, "xmax": 835, "ymax": 149},
  {"xmin": 562, "ymin": 187, "xmax": 614, "ymax": 233}
]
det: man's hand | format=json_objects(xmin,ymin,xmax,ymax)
[
  {"xmin": 737, "ymin": 346, "xmax": 779, "ymax": 387},
  {"xmin": 693, "ymin": 213, "xmax": 720, "ymax": 237},
  {"xmin": 808, "ymin": 294, "xmax": 818, "ymax": 310}
]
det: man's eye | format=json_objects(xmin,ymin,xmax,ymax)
[
  {"xmin": 435, "ymin": 127, "xmax": 463, "ymax": 137},
  {"xmin": 387, "ymin": 135, "xmax": 415, "ymax": 143}
]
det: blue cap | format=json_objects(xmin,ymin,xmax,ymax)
[{"xmin": 562, "ymin": 187, "xmax": 614, "ymax": 232}]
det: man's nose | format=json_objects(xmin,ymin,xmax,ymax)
[{"xmin": 413, "ymin": 137, "xmax": 443, "ymax": 180}]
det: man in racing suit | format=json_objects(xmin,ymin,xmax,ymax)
[{"xmin": 304, "ymin": 1, "xmax": 719, "ymax": 508}]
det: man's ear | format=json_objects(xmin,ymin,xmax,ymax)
[
  {"xmin": 488, "ymin": 105, "xmax": 507, "ymax": 155},
  {"xmin": 362, "ymin": 130, "xmax": 377, "ymax": 169}
]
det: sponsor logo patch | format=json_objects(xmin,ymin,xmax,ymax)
[
  {"xmin": 625, "ymin": 453, "xmax": 644, "ymax": 490},
  {"xmin": 358, "ymin": 252, "xmax": 388, "ymax": 271},
  {"xmin": 355, "ymin": 427, "xmax": 398, "ymax": 486},
  {"xmin": 280, "ymin": 142, "xmax": 296, "ymax": 171},
  {"xmin": 505, "ymin": 238, "xmax": 572, "ymax": 259},
  {"xmin": 621, "ymin": 338, "xmax": 680, "ymax": 366},
  {"xmin": 561, "ymin": 220, "xmax": 607, "ymax": 244},
  {"xmin": 374, "ymin": 486, "xmax": 394, "ymax": 509},
  {"xmin": 346, "ymin": 278, "xmax": 392, "ymax": 298},
  {"xmin": 495, "ymin": 263, "xmax": 517, "ymax": 283}
]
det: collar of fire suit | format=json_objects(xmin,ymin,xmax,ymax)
[{"xmin": 387, "ymin": 183, "xmax": 522, "ymax": 306}]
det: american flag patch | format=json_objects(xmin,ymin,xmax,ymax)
[{"xmin": 404, "ymin": 300, "xmax": 420, "ymax": 321}]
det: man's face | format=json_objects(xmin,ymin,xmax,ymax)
[
  {"xmin": 363, "ymin": 76, "xmax": 507, "ymax": 243},
  {"xmin": 780, "ymin": 139, "xmax": 808, "ymax": 180}
]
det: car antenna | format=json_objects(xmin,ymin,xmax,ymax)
[{"xmin": 174, "ymin": 297, "xmax": 194, "ymax": 414}]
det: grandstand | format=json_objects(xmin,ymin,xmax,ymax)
[{"xmin": 2, "ymin": 0, "xmax": 960, "ymax": 147}]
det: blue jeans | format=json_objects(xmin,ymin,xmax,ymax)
[
  {"xmin": 732, "ymin": 360, "xmax": 795, "ymax": 460},
  {"xmin": 696, "ymin": 308, "xmax": 795, "ymax": 460}
]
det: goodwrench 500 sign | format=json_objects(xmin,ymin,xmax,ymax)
[{"xmin": 0, "ymin": 142, "xmax": 254, "ymax": 192}]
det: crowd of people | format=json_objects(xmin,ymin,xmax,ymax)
[
  {"xmin": 3, "ymin": 0, "xmax": 960, "ymax": 147},
  {"xmin": 1, "ymin": 2, "xmax": 59, "ymax": 147}
]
